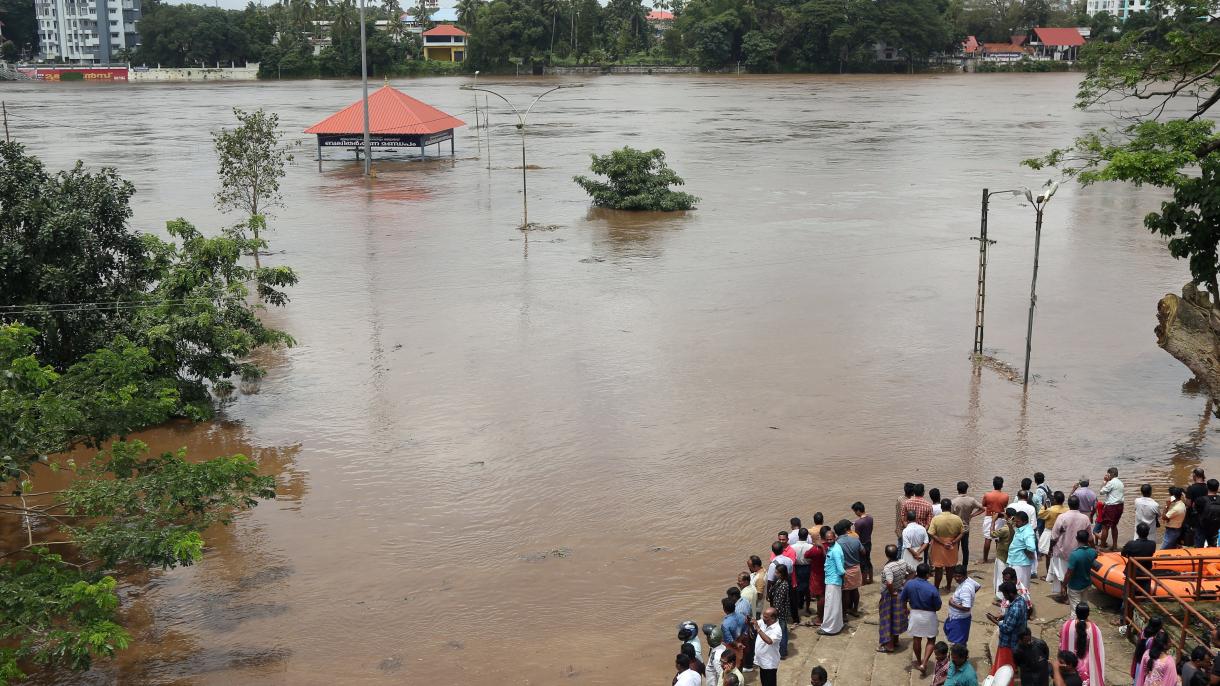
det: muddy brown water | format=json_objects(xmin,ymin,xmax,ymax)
[{"xmin": 4, "ymin": 73, "xmax": 1219, "ymax": 684}]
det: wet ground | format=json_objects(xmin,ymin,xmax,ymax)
[{"xmin": 2, "ymin": 73, "xmax": 1216, "ymax": 684}]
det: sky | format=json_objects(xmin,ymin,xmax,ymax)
[{"xmin": 165, "ymin": 0, "xmax": 460, "ymax": 12}]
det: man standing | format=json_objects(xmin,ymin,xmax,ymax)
[
  {"xmin": 1007, "ymin": 511, "xmax": 1038, "ymax": 589},
  {"xmin": 1050, "ymin": 495, "xmax": 1092, "ymax": 592},
  {"xmin": 1039, "ymin": 491, "xmax": 1069, "ymax": 582},
  {"xmin": 944, "ymin": 564, "xmax": 980, "ymax": 645},
  {"xmin": 835, "ymin": 520, "xmax": 863, "ymax": 618},
  {"xmin": 911, "ymin": 484, "xmax": 934, "ymax": 528},
  {"xmin": 750, "ymin": 609, "xmax": 783, "ymax": 686},
  {"xmin": 1097, "ymin": 467, "xmax": 1125, "ymax": 550},
  {"xmin": 951, "ymin": 482, "xmax": 984, "ymax": 563},
  {"xmin": 987, "ymin": 581, "xmax": 1028, "ymax": 678},
  {"xmin": 1134, "ymin": 484, "xmax": 1160, "ymax": 543},
  {"xmin": 674, "ymin": 653, "xmax": 702, "ymax": 686},
  {"xmin": 900, "ymin": 563, "xmax": 942, "ymax": 677},
  {"xmin": 748, "ymin": 556, "xmax": 766, "ymax": 619},
  {"xmin": 721, "ymin": 596, "xmax": 746, "ymax": 650},
  {"xmin": 897, "ymin": 482, "xmax": 916, "ymax": 546},
  {"xmin": 789, "ymin": 528, "xmax": 814, "ymax": 620},
  {"xmin": 819, "ymin": 527, "xmax": 845, "ymax": 636},
  {"xmin": 1014, "ymin": 627, "xmax": 1051, "ymax": 686},
  {"xmin": 981, "ymin": 476, "xmax": 1010, "ymax": 563},
  {"xmin": 901, "ymin": 509, "xmax": 929, "ymax": 570},
  {"xmin": 1033, "ymin": 473, "xmax": 1053, "ymax": 530},
  {"xmin": 733, "ymin": 575, "xmax": 756, "ymax": 670},
  {"xmin": 990, "ymin": 508, "xmax": 1014, "ymax": 599},
  {"xmin": 1012, "ymin": 490, "xmax": 1040, "ymax": 574},
  {"xmin": 1185, "ymin": 467, "xmax": 1208, "ymax": 546},
  {"xmin": 1118, "ymin": 521, "xmax": 1158, "ymax": 624},
  {"xmin": 927, "ymin": 499, "xmax": 964, "ymax": 591},
  {"xmin": 1197, "ymin": 479, "xmax": 1220, "ymax": 548},
  {"xmin": 789, "ymin": 517, "xmax": 803, "ymax": 543},
  {"xmin": 767, "ymin": 541, "xmax": 795, "ymax": 607},
  {"xmin": 1061, "ymin": 530, "xmax": 1096, "ymax": 608},
  {"xmin": 852, "ymin": 502, "xmax": 875, "ymax": 585},
  {"xmin": 1072, "ymin": 479, "xmax": 1097, "ymax": 523}
]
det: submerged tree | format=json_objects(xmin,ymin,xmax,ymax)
[
  {"xmin": 573, "ymin": 147, "xmax": 698, "ymax": 211},
  {"xmin": 213, "ymin": 108, "xmax": 293, "ymax": 268},
  {"xmin": 1025, "ymin": 0, "xmax": 1220, "ymax": 407},
  {"xmin": 0, "ymin": 144, "xmax": 293, "ymax": 682}
]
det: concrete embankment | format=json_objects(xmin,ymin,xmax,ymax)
[
  {"xmin": 130, "ymin": 63, "xmax": 259, "ymax": 82},
  {"xmin": 778, "ymin": 558, "xmax": 1137, "ymax": 686}
]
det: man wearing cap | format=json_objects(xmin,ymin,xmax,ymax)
[
  {"xmin": 677, "ymin": 620, "xmax": 702, "ymax": 661},
  {"xmin": 705, "ymin": 625, "xmax": 727, "ymax": 686}
]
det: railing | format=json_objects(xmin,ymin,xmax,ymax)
[
  {"xmin": 0, "ymin": 62, "xmax": 34, "ymax": 81},
  {"xmin": 1121, "ymin": 555, "xmax": 1218, "ymax": 656}
]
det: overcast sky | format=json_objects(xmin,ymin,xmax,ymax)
[{"xmin": 164, "ymin": 0, "xmax": 458, "ymax": 12}]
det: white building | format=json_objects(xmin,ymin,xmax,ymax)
[
  {"xmin": 36, "ymin": 0, "xmax": 141, "ymax": 64},
  {"xmin": 1086, "ymin": 0, "xmax": 1172, "ymax": 19}
]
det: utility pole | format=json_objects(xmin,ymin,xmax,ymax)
[
  {"xmin": 2, "ymin": 102, "xmax": 9, "ymax": 142},
  {"xmin": 972, "ymin": 188, "xmax": 997, "ymax": 356},
  {"xmin": 359, "ymin": 0, "xmax": 372, "ymax": 176}
]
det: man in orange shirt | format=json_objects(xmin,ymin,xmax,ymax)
[{"xmin": 980, "ymin": 476, "xmax": 1011, "ymax": 564}]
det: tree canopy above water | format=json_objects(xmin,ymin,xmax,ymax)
[{"xmin": 574, "ymin": 147, "xmax": 698, "ymax": 211}]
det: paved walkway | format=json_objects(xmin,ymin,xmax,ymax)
[{"xmin": 772, "ymin": 558, "xmax": 1138, "ymax": 686}]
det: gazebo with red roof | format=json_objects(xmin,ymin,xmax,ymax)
[
  {"xmin": 1032, "ymin": 27, "xmax": 1084, "ymax": 60},
  {"xmin": 304, "ymin": 83, "xmax": 466, "ymax": 167}
]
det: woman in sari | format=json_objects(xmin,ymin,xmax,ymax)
[
  {"xmin": 1059, "ymin": 603, "xmax": 1105, "ymax": 686},
  {"xmin": 877, "ymin": 543, "xmax": 910, "ymax": 653}
]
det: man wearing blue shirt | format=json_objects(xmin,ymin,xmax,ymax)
[
  {"xmin": 819, "ymin": 529, "xmax": 846, "ymax": 636},
  {"xmin": 987, "ymin": 581, "xmax": 1027, "ymax": 678},
  {"xmin": 721, "ymin": 597, "xmax": 745, "ymax": 646},
  {"xmin": 1006, "ymin": 511, "xmax": 1037, "ymax": 589},
  {"xmin": 899, "ymin": 563, "xmax": 943, "ymax": 676}
]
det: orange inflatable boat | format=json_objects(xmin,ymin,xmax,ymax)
[{"xmin": 1091, "ymin": 548, "xmax": 1220, "ymax": 600}]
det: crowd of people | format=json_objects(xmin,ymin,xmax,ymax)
[{"xmin": 670, "ymin": 468, "xmax": 1220, "ymax": 686}]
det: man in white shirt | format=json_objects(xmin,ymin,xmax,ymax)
[
  {"xmin": 789, "ymin": 527, "xmax": 814, "ymax": 614},
  {"xmin": 674, "ymin": 653, "xmax": 702, "ymax": 686},
  {"xmin": 1134, "ymin": 483, "xmax": 1160, "ymax": 542},
  {"xmin": 751, "ymin": 608, "xmax": 784, "ymax": 686},
  {"xmin": 944, "ymin": 564, "xmax": 981, "ymax": 644},
  {"xmin": 901, "ymin": 510, "xmax": 929, "ymax": 569},
  {"xmin": 1098, "ymin": 467, "xmax": 1126, "ymax": 550}
]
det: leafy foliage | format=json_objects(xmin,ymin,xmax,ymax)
[
  {"xmin": 0, "ymin": 146, "xmax": 287, "ymax": 683},
  {"xmin": 574, "ymin": 147, "xmax": 698, "ymax": 211},
  {"xmin": 1025, "ymin": 0, "xmax": 1220, "ymax": 298},
  {"xmin": 213, "ymin": 108, "xmax": 294, "ymax": 268}
]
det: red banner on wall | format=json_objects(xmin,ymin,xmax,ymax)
[{"xmin": 16, "ymin": 67, "xmax": 129, "ymax": 81}]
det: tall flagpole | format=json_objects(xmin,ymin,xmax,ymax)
[{"xmin": 359, "ymin": 0, "xmax": 371, "ymax": 176}]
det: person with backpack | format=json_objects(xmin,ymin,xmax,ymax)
[{"xmin": 1197, "ymin": 479, "xmax": 1220, "ymax": 547}]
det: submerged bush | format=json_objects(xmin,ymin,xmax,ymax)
[{"xmin": 573, "ymin": 147, "xmax": 698, "ymax": 211}]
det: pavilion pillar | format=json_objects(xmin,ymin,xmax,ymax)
[
  {"xmin": 450, "ymin": 135, "xmax": 454, "ymax": 156},
  {"xmin": 317, "ymin": 138, "xmax": 322, "ymax": 172}
]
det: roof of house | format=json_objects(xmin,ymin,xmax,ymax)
[
  {"xmin": 1033, "ymin": 27, "xmax": 1084, "ymax": 46},
  {"xmin": 982, "ymin": 42, "xmax": 1028, "ymax": 54},
  {"xmin": 422, "ymin": 24, "xmax": 467, "ymax": 37},
  {"xmin": 304, "ymin": 85, "xmax": 466, "ymax": 136},
  {"xmin": 963, "ymin": 35, "xmax": 979, "ymax": 53},
  {"xmin": 647, "ymin": 9, "xmax": 674, "ymax": 20}
]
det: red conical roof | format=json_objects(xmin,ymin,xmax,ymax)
[{"xmin": 304, "ymin": 85, "xmax": 466, "ymax": 136}]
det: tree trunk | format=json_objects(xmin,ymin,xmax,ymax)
[{"xmin": 1157, "ymin": 282, "xmax": 1220, "ymax": 410}]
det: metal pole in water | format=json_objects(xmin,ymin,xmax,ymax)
[{"xmin": 359, "ymin": 0, "xmax": 371, "ymax": 176}]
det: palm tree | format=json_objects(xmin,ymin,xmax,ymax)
[
  {"xmin": 383, "ymin": 0, "xmax": 407, "ymax": 38},
  {"xmin": 455, "ymin": 0, "xmax": 482, "ymax": 28}
]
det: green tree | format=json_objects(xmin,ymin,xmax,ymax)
[
  {"xmin": 574, "ymin": 147, "xmax": 698, "ymax": 211},
  {"xmin": 741, "ymin": 29, "xmax": 777, "ymax": 72},
  {"xmin": 213, "ymin": 108, "xmax": 293, "ymax": 269},
  {"xmin": 0, "ymin": 144, "xmax": 154, "ymax": 369}
]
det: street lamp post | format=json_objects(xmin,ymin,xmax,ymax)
[
  {"xmin": 1022, "ymin": 181, "xmax": 1059, "ymax": 388},
  {"xmin": 358, "ymin": 0, "xmax": 372, "ymax": 176},
  {"xmin": 460, "ymin": 82, "xmax": 583, "ymax": 228}
]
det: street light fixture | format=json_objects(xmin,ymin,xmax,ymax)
[
  {"xmin": 1022, "ymin": 181, "xmax": 1059, "ymax": 387},
  {"xmin": 460, "ymin": 82, "xmax": 584, "ymax": 228},
  {"xmin": 358, "ymin": 0, "xmax": 371, "ymax": 176}
]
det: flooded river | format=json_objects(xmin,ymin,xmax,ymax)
[{"xmin": 4, "ymin": 73, "xmax": 1218, "ymax": 684}]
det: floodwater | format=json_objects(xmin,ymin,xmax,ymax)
[{"xmin": 4, "ymin": 73, "xmax": 1218, "ymax": 684}]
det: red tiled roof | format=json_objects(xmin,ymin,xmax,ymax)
[
  {"xmin": 963, "ymin": 36, "xmax": 979, "ymax": 53},
  {"xmin": 1033, "ymin": 27, "xmax": 1084, "ymax": 46},
  {"xmin": 304, "ymin": 85, "xmax": 466, "ymax": 136},
  {"xmin": 647, "ymin": 9, "xmax": 674, "ymax": 20},
  {"xmin": 983, "ymin": 43, "xmax": 1027, "ymax": 54},
  {"xmin": 422, "ymin": 24, "xmax": 466, "ymax": 36}
]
